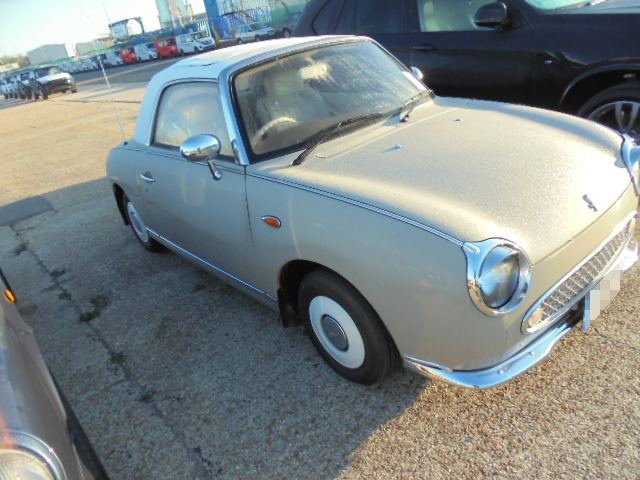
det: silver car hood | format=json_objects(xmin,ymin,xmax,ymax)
[{"xmin": 279, "ymin": 97, "xmax": 632, "ymax": 264}]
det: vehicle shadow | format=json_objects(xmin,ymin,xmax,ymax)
[{"xmin": 1, "ymin": 177, "xmax": 429, "ymax": 479}]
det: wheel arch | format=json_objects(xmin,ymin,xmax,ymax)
[
  {"xmin": 560, "ymin": 64, "xmax": 640, "ymax": 114},
  {"xmin": 112, "ymin": 183, "xmax": 129, "ymax": 225},
  {"xmin": 277, "ymin": 258, "xmax": 400, "ymax": 352}
]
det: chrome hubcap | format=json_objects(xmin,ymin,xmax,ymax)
[
  {"xmin": 588, "ymin": 100, "xmax": 640, "ymax": 138},
  {"xmin": 309, "ymin": 296, "xmax": 365, "ymax": 369},
  {"xmin": 127, "ymin": 202, "xmax": 149, "ymax": 243},
  {"xmin": 320, "ymin": 315, "xmax": 349, "ymax": 351}
]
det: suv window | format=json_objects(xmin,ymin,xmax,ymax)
[
  {"xmin": 418, "ymin": 0, "xmax": 489, "ymax": 32},
  {"xmin": 356, "ymin": 0, "xmax": 403, "ymax": 33},
  {"xmin": 153, "ymin": 82, "xmax": 232, "ymax": 157}
]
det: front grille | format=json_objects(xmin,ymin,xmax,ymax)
[{"xmin": 539, "ymin": 222, "xmax": 632, "ymax": 321}]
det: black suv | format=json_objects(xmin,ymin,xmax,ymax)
[{"xmin": 294, "ymin": 0, "xmax": 640, "ymax": 137}]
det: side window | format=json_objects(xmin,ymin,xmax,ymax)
[
  {"xmin": 355, "ymin": 0, "xmax": 404, "ymax": 34},
  {"xmin": 334, "ymin": 0, "xmax": 356, "ymax": 33},
  {"xmin": 312, "ymin": 0, "xmax": 343, "ymax": 33},
  {"xmin": 153, "ymin": 82, "xmax": 233, "ymax": 158},
  {"xmin": 418, "ymin": 0, "xmax": 490, "ymax": 32}
]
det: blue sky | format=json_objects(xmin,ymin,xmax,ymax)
[{"xmin": 0, "ymin": 0, "xmax": 205, "ymax": 57}]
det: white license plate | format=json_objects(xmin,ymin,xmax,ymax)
[{"xmin": 583, "ymin": 268, "xmax": 622, "ymax": 331}]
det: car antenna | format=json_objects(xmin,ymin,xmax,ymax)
[{"xmin": 91, "ymin": 39, "xmax": 126, "ymax": 142}]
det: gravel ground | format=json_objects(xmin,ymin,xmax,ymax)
[{"xmin": 0, "ymin": 87, "xmax": 638, "ymax": 479}]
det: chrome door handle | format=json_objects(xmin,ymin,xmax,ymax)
[{"xmin": 139, "ymin": 172, "xmax": 155, "ymax": 183}]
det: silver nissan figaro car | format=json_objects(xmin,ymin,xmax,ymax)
[{"xmin": 107, "ymin": 36, "xmax": 639, "ymax": 388}]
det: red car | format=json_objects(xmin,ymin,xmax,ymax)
[
  {"xmin": 154, "ymin": 37, "xmax": 179, "ymax": 58},
  {"xmin": 120, "ymin": 47, "xmax": 138, "ymax": 64}
]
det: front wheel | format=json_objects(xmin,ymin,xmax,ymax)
[
  {"xmin": 237, "ymin": 38, "xmax": 243, "ymax": 45},
  {"xmin": 124, "ymin": 196, "xmax": 162, "ymax": 252},
  {"xmin": 578, "ymin": 82, "xmax": 640, "ymax": 139},
  {"xmin": 298, "ymin": 270, "xmax": 398, "ymax": 385}
]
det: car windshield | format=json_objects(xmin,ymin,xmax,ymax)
[
  {"xmin": 36, "ymin": 68, "xmax": 51, "ymax": 77},
  {"xmin": 20, "ymin": 72, "xmax": 30, "ymax": 80},
  {"xmin": 234, "ymin": 41, "xmax": 427, "ymax": 158},
  {"xmin": 524, "ymin": 0, "xmax": 604, "ymax": 9}
]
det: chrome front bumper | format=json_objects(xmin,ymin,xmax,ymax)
[{"xmin": 404, "ymin": 235, "xmax": 638, "ymax": 389}]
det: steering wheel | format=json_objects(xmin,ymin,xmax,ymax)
[{"xmin": 252, "ymin": 116, "xmax": 299, "ymax": 145}]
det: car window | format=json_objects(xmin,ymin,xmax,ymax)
[
  {"xmin": 312, "ymin": 0, "xmax": 343, "ymax": 33},
  {"xmin": 356, "ymin": 0, "xmax": 404, "ymax": 33},
  {"xmin": 418, "ymin": 0, "xmax": 490, "ymax": 32},
  {"xmin": 50, "ymin": 67, "xmax": 60, "ymax": 74},
  {"xmin": 335, "ymin": 0, "xmax": 356, "ymax": 33},
  {"xmin": 234, "ymin": 41, "xmax": 426, "ymax": 158},
  {"xmin": 153, "ymin": 82, "xmax": 233, "ymax": 157}
]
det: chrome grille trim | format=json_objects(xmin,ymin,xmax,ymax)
[{"xmin": 522, "ymin": 215, "xmax": 635, "ymax": 334}]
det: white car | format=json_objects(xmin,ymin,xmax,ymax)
[
  {"xmin": 176, "ymin": 33, "xmax": 215, "ymax": 54},
  {"xmin": 235, "ymin": 23, "xmax": 276, "ymax": 44},
  {"xmin": 134, "ymin": 43, "xmax": 158, "ymax": 62}
]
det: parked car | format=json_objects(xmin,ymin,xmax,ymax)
[
  {"xmin": 176, "ymin": 33, "xmax": 215, "ymax": 55},
  {"xmin": 0, "ymin": 78, "xmax": 9, "ymax": 99},
  {"xmin": 154, "ymin": 37, "xmax": 179, "ymax": 58},
  {"xmin": 235, "ymin": 23, "xmax": 277, "ymax": 43},
  {"xmin": 3, "ymin": 75, "xmax": 19, "ymax": 98},
  {"xmin": 294, "ymin": 0, "xmax": 640, "ymax": 138},
  {"xmin": 107, "ymin": 36, "xmax": 639, "ymax": 388},
  {"xmin": 16, "ymin": 69, "xmax": 36, "ymax": 99},
  {"xmin": 0, "ymin": 268, "xmax": 109, "ymax": 479},
  {"xmin": 30, "ymin": 65, "xmax": 77, "ymax": 100},
  {"xmin": 277, "ymin": 12, "xmax": 302, "ymax": 38},
  {"xmin": 120, "ymin": 47, "xmax": 139, "ymax": 64},
  {"xmin": 134, "ymin": 43, "xmax": 159, "ymax": 62}
]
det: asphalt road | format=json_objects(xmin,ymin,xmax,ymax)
[
  {"xmin": 0, "ymin": 84, "xmax": 639, "ymax": 480},
  {"xmin": 74, "ymin": 57, "xmax": 182, "ymax": 86}
]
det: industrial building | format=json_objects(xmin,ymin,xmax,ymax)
[{"xmin": 27, "ymin": 44, "xmax": 75, "ymax": 65}]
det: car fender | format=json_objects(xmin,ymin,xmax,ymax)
[
  {"xmin": 245, "ymin": 168, "xmax": 517, "ymax": 370},
  {"xmin": 560, "ymin": 62, "xmax": 640, "ymax": 109}
]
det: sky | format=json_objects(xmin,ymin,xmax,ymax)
[{"xmin": 0, "ymin": 0, "xmax": 206, "ymax": 57}]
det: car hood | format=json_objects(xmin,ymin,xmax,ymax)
[
  {"xmin": 270, "ymin": 97, "xmax": 632, "ymax": 264},
  {"xmin": 564, "ymin": 0, "xmax": 640, "ymax": 13}
]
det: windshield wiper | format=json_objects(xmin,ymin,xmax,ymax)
[
  {"xmin": 291, "ymin": 112, "xmax": 386, "ymax": 166},
  {"xmin": 400, "ymin": 90, "xmax": 431, "ymax": 123}
]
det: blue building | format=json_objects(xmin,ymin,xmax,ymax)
[{"xmin": 204, "ymin": 0, "xmax": 273, "ymax": 40}]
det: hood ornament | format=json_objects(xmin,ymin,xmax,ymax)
[{"xmin": 582, "ymin": 194, "xmax": 598, "ymax": 212}]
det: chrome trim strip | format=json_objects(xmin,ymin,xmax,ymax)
[
  {"xmin": 123, "ymin": 146, "xmax": 242, "ymax": 174},
  {"xmin": 521, "ymin": 213, "xmax": 636, "ymax": 334},
  {"xmin": 404, "ymin": 315, "xmax": 577, "ymax": 389},
  {"xmin": 147, "ymin": 228, "xmax": 277, "ymax": 303},
  {"xmin": 247, "ymin": 173, "xmax": 463, "ymax": 246}
]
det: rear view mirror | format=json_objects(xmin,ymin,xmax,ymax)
[
  {"xmin": 180, "ymin": 134, "xmax": 223, "ymax": 180},
  {"xmin": 474, "ymin": 2, "xmax": 511, "ymax": 29}
]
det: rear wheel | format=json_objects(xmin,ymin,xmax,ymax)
[
  {"xmin": 124, "ymin": 195, "xmax": 162, "ymax": 252},
  {"xmin": 578, "ymin": 82, "xmax": 640, "ymax": 139},
  {"xmin": 237, "ymin": 38, "xmax": 243, "ymax": 45},
  {"xmin": 42, "ymin": 90, "xmax": 48, "ymax": 100},
  {"xmin": 282, "ymin": 28, "xmax": 291, "ymax": 38},
  {"xmin": 298, "ymin": 270, "xmax": 398, "ymax": 385}
]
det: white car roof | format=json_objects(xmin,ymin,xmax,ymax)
[{"xmin": 133, "ymin": 35, "xmax": 365, "ymax": 145}]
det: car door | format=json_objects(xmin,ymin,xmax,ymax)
[
  {"xmin": 406, "ymin": 0, "xmax": 537, "ymax": 104},
  {"xmin": 137, "ymin": 81, "xmax": 252, "ymax": 278}
]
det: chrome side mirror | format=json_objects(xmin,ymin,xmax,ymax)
[
  {"xmin": 410, "ymin": 66, "xmax": 424, "ymax": 82},
  {"xmin": 180, "ymin": 134, "xmax": 223, "ymax": 180}
]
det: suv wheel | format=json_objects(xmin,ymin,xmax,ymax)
[
  {"xmin": 578, "ymin": 82, "xmax": 640, "ymax": 139},
  {"xmin": 298, "ymin": 269, "xmax": 399, "ymax": 385}
]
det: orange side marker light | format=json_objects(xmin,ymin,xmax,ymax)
[{"xmin": 3, "ymin": 289, "xmax": 16, "ymax": 304}]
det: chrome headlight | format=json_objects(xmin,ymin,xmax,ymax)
[
  {"xmin": 622, "ymin": 135, "xmax": 639, "ymax": 195},
  {"xmin": 464, "ymin": 239, "xmax": 531, "ymax": 316},
  {"xmin": 0, "ymin": 449, "xmax": 56, "ymax": 480},
  {"xmin": 0, "ymin": 432, "xmax": 64, "ymax": 480}
]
